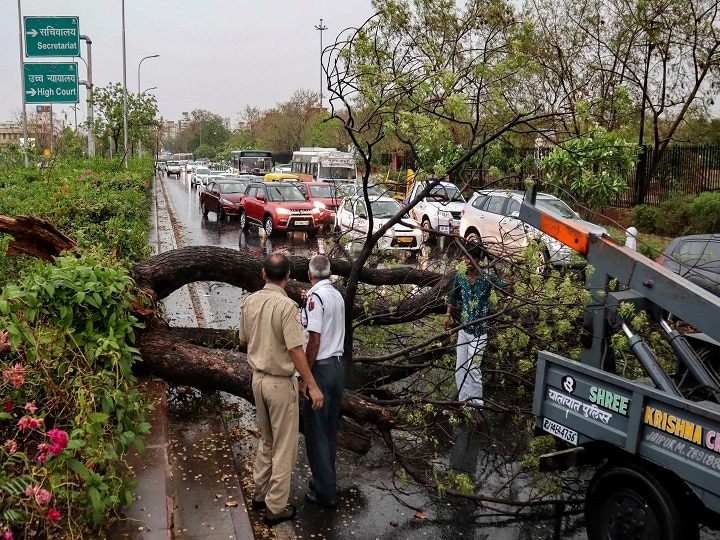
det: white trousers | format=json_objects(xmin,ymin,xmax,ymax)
[{"xmin": 455, "ymin": 329, "xmax": 487, "ymax": 406}]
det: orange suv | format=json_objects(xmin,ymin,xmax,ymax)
[{"xmin": 240, "ymin": 182, "xmax": 322, "ymax": 237}]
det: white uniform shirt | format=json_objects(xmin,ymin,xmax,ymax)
[{"xmin": 301, "ymin": 279, "xmax": 345, "ymax": 359}]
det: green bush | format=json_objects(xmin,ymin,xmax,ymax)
[
  {"xmin": 687, "ymin": 191, "xmax": 720, "ymax": 233},
  {"xmin": 655, "ymin": 195, "xmax": 693, "ymax": 236},
  {"xmin": 630, "ymin": 204, "xmax": 659, "ymax": 234},
  {"xmin": 0, "ymin": 250, "xmax": 151, "ymax": 538}
]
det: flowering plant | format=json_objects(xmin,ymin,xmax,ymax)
[{"xmin": 0, "ymin": 250, "xmax": 151, "ymax": 538}]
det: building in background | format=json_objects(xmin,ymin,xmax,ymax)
[{"xmin": 0, "ymin": 122, "xmax": 23, "ymax": 149}]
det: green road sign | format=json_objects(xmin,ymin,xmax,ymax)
[
  {"xmin": 24, "ymin": 63, "xmax": 79, "ymax": 104},
  {"xmin": 24, "ymin": 16, "xmax": 80, "ymax": 57}
]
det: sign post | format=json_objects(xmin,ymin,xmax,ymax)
[
  {"xmin": 23, "ymin": 63, "xmax": 79, "ymax": 104},
  {"xmin": 24, "ymin": 16, "xmax": 80, "ymax": 57}
]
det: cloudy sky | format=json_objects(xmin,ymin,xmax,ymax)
[{"xmin": 2, "ymin": 0, "xmax": 376, "ymax": 129}]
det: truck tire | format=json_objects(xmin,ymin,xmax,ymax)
[{"xmin": 585, "ymin": 463, "xmax": 698, "ymax": 540}]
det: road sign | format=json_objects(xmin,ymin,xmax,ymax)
[
  {"xmin": 24, "ymin": 16, "xmax": 80, "ymax": 57},
  {"xmin": 24, "ymin": 63, "xmax": 79, "ymax": 104}
]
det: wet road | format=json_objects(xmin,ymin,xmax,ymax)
[{"xmin": 156, "ymin": 172, "xmax": 719, "ymax": 540}]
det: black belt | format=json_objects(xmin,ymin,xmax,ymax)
[{"xmin": 315, "ymin": 355, "xmax": 342, "ymax": 365}]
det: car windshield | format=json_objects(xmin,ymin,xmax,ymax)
[
  {"xmin": 310, "ymin": 185, "xmax": 341, "ymax": 199},
  {"xmin": 369, "ymin": 200, "xmax": 402, "ymax": 218},
  {"xmin": 672, "ymin": 240, "xmax": 720, "ymax": 270},
  {"xmin": 536, "ymin": 197, "xmax": 577, "ymax": 219},
  {"xmin": 267, "ymin": 185, "xmax": 306, "ymax": 202},
  {"xmin": 428, "ymin": 185, "xmax": 465, "ymax": 202},
  {"xmin": 196, "ymin": 168, "xmax": 211, "ymax": 175},
  {"xmin": 219, "ymin": 183, "xmax": 246, "ymax": 194}
]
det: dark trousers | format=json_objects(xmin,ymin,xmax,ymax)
[{"xmin": 302, "ymin": 358, "xmax": 345, "ymax": 502}]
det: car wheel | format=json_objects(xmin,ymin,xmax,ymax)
[
  {"xmin": 217, "ymin": 207, "xmax": 225, "ymax": 222},
  {"xmin": 465, "ymin": 230, "xmax": 482, "ymax": 246},
  {"xmin": 530, "ymin": 243, "xmax": 550, "ymax": 275},
  {"xmin": 264, "ymin": 216, "xmax": 275, "ymax": 237},
  {"xmin": 421, "ymin": 217, "xmax": 435, "ymax": 245},
  {"xmin": 239, "ymin": 211, "xmax": 249, "ymax": 231},
  {"xmin": 200, "ymin": 201, "xmax": 209, "ymax": 218}
]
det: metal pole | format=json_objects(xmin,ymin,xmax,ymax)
[
  {"xmin": 137, "ymin": 55, "xmax": 159, "ymax": 158},
  {"xmin": 17, "ymin": 0, "xmax": 29, "ymax": 167},
  {"xmin": 636, "ymin": 31, "xmax": 654, "ymax": 205},
  {"xmin": 80, "ymin": 35, "xmax": 94, "ymax": 157},
  {"xmin": 122, "ymin": 0, "xmax": 128, "ymax": 168},
  {"xmin": 315, "ymin": 18, "xmax": 327, "ymax": 108}
]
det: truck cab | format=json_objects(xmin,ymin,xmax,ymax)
[{"xmin": 404, "ymin": 178, "xmax": 466, "ymax": 244}]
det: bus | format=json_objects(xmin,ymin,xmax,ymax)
[
  {"xmin": 172, "ymin": 152, "xmax": 194, "ymax": 161},
  {"xmin": 229, "ymin": 149, "xmax": 273, "ymax": 175},
  {"xmin": 291, "ymin": 147, "xmax": 357, "ymax": 186}
]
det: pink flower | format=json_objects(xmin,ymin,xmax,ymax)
[
  {"xmin": 17, "ymin": 416, "xmax": 43, "ymax": 431},
  {"xmin": 34, "ymin": 488, "xmax": 51, "ymax": 506},
  {"xmin": 2, "ymin": 363, "xmax": 25, "ymax": 388},
  {"xmin": 3, "ymin": 439, "xmax": 18, "ymax": 454},
  {"xmin": 0, "ymin": 330, "xmax": 9, "ymax": 353},
  {"xmin": 3, "ymin": 529, "xmax": 13, "ymax": 539},
  {"xmin": 24, "ymin": 401, "xmax": 37, "ymax": 413},
  {"xmin": 47, "ymin": 508, "xmax": 62, "ymax": 525}
]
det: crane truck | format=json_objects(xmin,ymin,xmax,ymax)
[{"xmin": 519, "ymin": 181, "xmax": 720, "ymax": 540}]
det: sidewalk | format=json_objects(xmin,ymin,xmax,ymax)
[{"xmin": 106, "ymin": 175, "xmax": 255, "ymax": 540}]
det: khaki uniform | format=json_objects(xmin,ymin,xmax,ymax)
[{"xmin": 239, "ymin": 284, "xmax": 306, "ymax": 514}]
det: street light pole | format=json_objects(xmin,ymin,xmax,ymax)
[
  {"xmin": 122, "ymin": 0, "xmax": 128, "ymax": 168},
  {"xmin": 80, "ymin": 35, "xmax": 94, "ymax": 157},
  {"xmin": 315, "ymin": 18, "xmax": 327, "ymax": 109},
  {"xmin": 137, "ymin": 55, "xmax": 159, "ymax": 158}
]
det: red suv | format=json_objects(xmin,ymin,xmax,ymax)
[
  {"xmin": 295, "ymin": 181, "xmax": 343, "ymax": 227},
  {"xmin": 240, "ymin": 182, "xmax": 322, "ymax": 237}
]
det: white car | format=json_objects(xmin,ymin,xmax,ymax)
[
  {"xmin": 405, "ymin": 180, "xmax": 466, "ymax": 242},
  {"xmin": 459, "ymin": 189, "xmax": 607, "ymax": 269},
  {"xmin": 335, "ymin": 194, "xmax": 423, "ymax": 252},
  {"xmin": 190, "ymin": 167, "xmax": 212, "ymax": 188}
]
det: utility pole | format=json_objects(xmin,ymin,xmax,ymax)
[
  {"xmin": 17, "ymin": 0, "xmax": 29, "ymax": 166},
  {"xmin": 315, "ymin": 18, "xmax": 327, "ymax": 109},
  {"xmin": 122, "ymin": 0, "xmax": 128, "ymax": 168}
]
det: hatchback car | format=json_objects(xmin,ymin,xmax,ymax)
[
  {"xmin": 335, "ymin": 194, "xmax": 423, "ymax": 252},
  {"xmin": 295, "ymin": 182, "xmax": 343, "ymax": 226},
  {"xmin": 199, "ymin": 179, "xmax": 249, "ymax": 221},
  {"xmin": 240, "ymin": 182, "xmax": 322, "ymax": 237},
  {"xmin": 459, "ymin": 189, "xmax": 607, "ymax": 269},
  {"xmin": 657, "ymin": 234, "xmax": 720, "ymax": 297}
]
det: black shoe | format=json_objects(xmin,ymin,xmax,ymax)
[
  {"xmin": 251, "ymin": 499, "xmax": 266, "ymax": 510},
  {"xmin": 305, "ymin": 490, "xmax": 337, "ymax": 508},
  {"xmin": 264, "ymin": 504, "xmax": 296, "ymax": 526}
]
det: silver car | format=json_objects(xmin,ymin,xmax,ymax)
[{"xmin": 459, "ymin": 189, "xmax": 607, "ymax": 269}]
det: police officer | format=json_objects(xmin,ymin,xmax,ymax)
[
  {"xmin": 239, "ymin": 252, "xmax": 323, "ymax": 526},
  {"xmin": 300, "ymin": 254, "xmax": 346, "ymax": 508}
]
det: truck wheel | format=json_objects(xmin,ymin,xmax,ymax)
[
  {"xmin": 264, "ymin": 216, "xmax": 275, "ymax": 237},
  {"xmin": 585, "ymin": 464, "xmax": 697, "ymax": 540},
  {"xmin": 421, "ymin": 218, "xmax": 435, "ymax": 245}
]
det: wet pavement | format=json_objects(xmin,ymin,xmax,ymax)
[{"xmin": 124, "ymin": 172, "xmax": 720, "ymax": 540}]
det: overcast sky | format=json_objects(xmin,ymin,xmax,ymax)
[{"xmin": 2, "ymin": 0, "xmax": 376, "ymax": 129}]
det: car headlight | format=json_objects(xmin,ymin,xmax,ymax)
[
  {"xmin": 220, "ymin": 198, "xmax": 232, "ymax": 206},
  {"xmin": 314, "ymin": 201, "xmax": 327, "ymax": 209},
  {"xmin": 276, "ymin": 207, "xmax": 291, "ymax": 215}
]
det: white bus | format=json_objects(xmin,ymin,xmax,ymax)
[{"xmin": 291, "ymin": 147, "xmax": 357, "ymax": 186}]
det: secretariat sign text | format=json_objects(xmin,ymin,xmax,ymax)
[
  {"xmin": 24, "ymin": 63, "xmax": 79, "ymax": 104},
  {"xmin": 24, "ymin": 16, "xmax": 80, "ymax": 57}
]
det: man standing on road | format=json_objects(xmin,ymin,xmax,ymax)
[
  {"xmin": 239, "ymin": 252, "xmax": 324, "ymax": 527},
  {"xmin": 444, "ymin": 244, "xmax": 508, "ymax": 418},
  {"xmin": 300, "ymin": 254, "xmax": 346, "ymax": 508}
]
